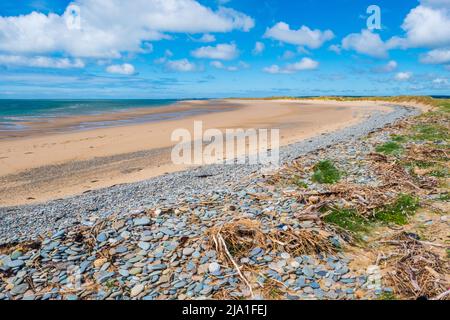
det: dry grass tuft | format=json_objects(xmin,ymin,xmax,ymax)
[
  {"xmin": 270, "ymin": 228, "xmax": 337, "ymax": 256},
  {"xmin": 383, "ymin": 232, "xmax": 449, "ymax": 300},
  {"xmin": 208, "ymin": 219, "xmax": 266, "ymax": 260}
]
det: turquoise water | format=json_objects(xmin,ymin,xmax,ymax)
[{"xmin": 0, "ymin": 99, "xmax": 183, "ymax": 131}]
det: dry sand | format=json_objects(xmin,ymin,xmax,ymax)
[{"xmin": 0, "ymin": 99, "xmax": 392, "ymax": 206}]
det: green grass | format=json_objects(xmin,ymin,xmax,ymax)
[
  {"xmin": 378, "ymin": 292, "xmax": 397, "ymax": 300},
  {"xmin": 323, "ymin": 208, "xmax": 370, "ymax": 234},
  {"xmin": 391, "ymin": 135, "xmax": 409, "ymax": 143},
  {"xmin": 311, "ymin": 160, "xmax": 342, "ymax": 184},
  {"xmin": 437, "ymin": 101, "xmax": 450, "ymax": 113},
  {"xmin": 323, "ymin": 195, "xmax": 420, "ymax": 233},
  {"xmin": 428, "ymin": 167, "xmax": 449, "ymax": 178},
  {"xmin": 438, "ymin": 192, "xmax": 450, "ymax": 202},
  {"xmin": 375, "ymin": 141, "xmax": 403, "ymax": 155},
  {"xmin": 412, "ymin": 124, "xmax": 449, "ymax": 142},
  {"xmin": 374, "ymin": 194, "xmax": 420, "ymax": 225}
]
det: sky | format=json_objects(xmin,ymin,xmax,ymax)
[{"xmin": 0, "ymin": 0, "xmax": 449, "ymax": 99}]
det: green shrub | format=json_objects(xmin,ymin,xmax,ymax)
[
  {"xmin": 311, "ymin": 160, "xmax": 341, "ymax": 184},
  {"xmin": 374, "ymin": 194, "xmax": 420, "ymax": 225}
]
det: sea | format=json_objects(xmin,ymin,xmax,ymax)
[{"xmin": 0, "ymin": 99, "xmax": 185, "ymax": 131}]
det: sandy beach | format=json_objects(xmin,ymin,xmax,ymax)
[{"xmin": 0, "ymin": 99, "xmax": 393, "ymax": 206}]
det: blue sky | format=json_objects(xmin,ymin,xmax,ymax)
[{"xmin": 0, "ymin": 0, "xmax": 449, "ymax": 98}]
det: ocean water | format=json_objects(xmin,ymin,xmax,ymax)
[{"xmin": 0, "ymin": 99, "xmax": 183, "ymax": 131}]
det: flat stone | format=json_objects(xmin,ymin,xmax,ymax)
[
  {"xmin": 96, "ymin": 233, "xmax": 108, "ymax": 242},
  {"xmin": 93, "ymin": 258, "xmax": 107, "ymax": 269},
  {"xmin": 280, "ymin": 252, "xmax": 291, "ymax": 260},
  {"xmin": 149, "ymin": 263, "xmax": 167, "ymax": 271},
  {"xmin": 302, "ymin": 266, "xmax": 314, "ymax": 278},
  {"xmin": 208, "ymin": 262, "xmax": 221, "ymax": 274},
  {"xmin": 7, "ymin": 259, "xmax": 25, "ymax": 269},
  {"xmin": 119, "ymin": 269, "xmax": 130, "ymax": 277},
  {"xmin": 138, "ymin": 242, "xmax": 150, "ymax": 251},
  {"xmin": 95, "ymin": 271, "xmax": 114, "ymax": 284},
  {"xmin": 134, "ymin": 217, "xmax": 151, "ymax": 226},
  {"xmin": 131, "ymin": 284, "xmax": 145, "ymax": 297},
  {"xmin": 10, "ymin": 283, "xmax": 29, "ymax": 296},
  {"xmin": 182, "ymin": 248, "xmax": 195, "ymax": 256}
]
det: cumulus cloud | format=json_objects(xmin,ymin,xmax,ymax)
[
  {"xmin": 398, "ymin": 4, "xmax": 450, "ymax": 48},
  {"xmin": 106, "ymin": 63, "xmax": 136, "ymax": 75},
  {"xmin": 196, "ymin": 34, "xmax": 216, "ymax": 43},
  {"xmin": 166, "ymin": 59, "xmax": 197, "ymax": 72},
  {"xmin": 342, "ymin": 30, "xmax": 391, "ymax": 58},
  {"xmin": 0, "ymin": 55, "xmax": 85, "ymax": 69},
  {"xmin": 191, "ymin": 43, "xmax": 238, "ymax": 60},
  {"xmin": 210, "ymin": 60, "xmax": 248, "ymax": 71},
  {"xmin": 252, "ymin": 42, "xmax": 265, "ymax": 55},
  {"xmin": 263, "ymin": 57, "xmax": 319, "ymax": 74},
  {"xmin": 432, "ymin": 77, "xmax": 449, "ymax": 84},
  {"xmin": 395, "ymin": 71, "xmax": 413, "ymax": 81},
  {"xmin": 264, "ymin": 22, "xmax": 334, "ymax": 49},
  {"xmin": 375, "ymin": 60, "xmax": 398, "ymax": 73},
  {"xmin": 420, "ymin": 48, "xmax": 450, "ymax": 64},
  {"xmin": 328, "ymin": 44, "xmax": 341, "ymax": 54},
  {"xmin": 0, "ymin": 0, "xmax": 254, "ymax": 59}
]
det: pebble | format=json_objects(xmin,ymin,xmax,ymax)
[
  {"xmin": 131, "ymin": 284, "xmax": 145, "ymax": 297},
  {"xmin": 182, "ymin": 248, "xmax": 195, "ymax": 256},
  {"xmin": 134, "ymin": 217, "xmax": 151, "ymax": 226},
  {"xmin": 208, "ymin": 262, "xmax": 221, "ymax": 274}
]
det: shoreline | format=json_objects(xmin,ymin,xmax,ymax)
[
  {"xmin": 0, "ymin": 99, "xmax": 389, "ymax": 206},
  {"xmin": 0, "ymin": 101, "xmax": 421, "ymax": 244}
]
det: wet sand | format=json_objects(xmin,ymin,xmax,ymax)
[{"xmin": 0, "ymin": 99, "xmax": 392, "ymax": 206}]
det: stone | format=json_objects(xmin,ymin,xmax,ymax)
[
  {"xmin": 10, "ymin": 250, "xmax": 23, "ymax": 260},
  {"xmin": 93, "ymin": 258, "xmax": 107, "ymax": 269},
  {"xmin": 131, "ymin": 284, "xmax": 145, "ymax": 297},
  {"xmin": 302, "ymin": 266, "xmax": 314, "ymax": 278},
  {"xmin": 208, "ymin": 262, "xmax": 221, "ymax": 274},
  {"xmin": 119, "ymin": 269, "xmax": 130, "ymax": 277},
  {"xmin": 138, "ymin": 242, "xmax": 151, "ymax": 251},
  {"xmin": 129, "ymin": 268, "xmax": 142, "ymax": 275},
  {"xmin": 134, "ymin": 217, "xmax": 151, "ymax": 226},
  {"xmin": 280, "ymin": 252, "xmax": 291, "ymax": 260},
  {"xmin": 95, "ymin": 271, "xmax": 115, "ymax": 284},
  {"xmin": 149, "ymin": 264, "xmax": 167, "ymax": 271},
  {"xmin": 10, "ymin": 283, "xmax": 29, "ymax": 295},
  {"xmin": 7, "ymin": 259, "xmax": 25, "ymax": 269},
  {"xmin": 96, "ymin": 233, "xmax": 108, "ymax": 242},
  {"xmin": 182, "ymin": 248, "xmax": 195, "ymax": 256}
]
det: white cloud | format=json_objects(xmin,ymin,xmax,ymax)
[
  {"xmin": 342, "ymin": 29, "xmax": 390, "ymax": 58},
  {"xmin": 196, "ymin": 34, "xmax": 216, "ymax": 43},
  {"xmin": 376, "ymin": 60, "xmax": 398, "ymax": 72},
  {"xmin": 252, "ymin": 42, "xmax": 265, "ymax": 55},
  {"xmin": 106, "ymin": 63, "xmax": 136, "ymax": 75},
  {"xmin": 328, "ymin": 44, "xmax": 342, "ymax": 54},
  {"xmin": 191, "ymin": 43, "xmax": 238, "ymax": 60},
  {"xmin": 166, "ymin": 59, "xmax": 197, "ymax": 72},
  {"xmin": 395, "ymin": 72, "xmax": 413, "ymax": 81},
  {"xmin": 281, "ymin": 50, "xmax": 296, "ymax": 60},
  {"xmin": 210, "ymin": 60, "xmax": 246, "ymax": 71},
  {"xmin": 399, "ymin": 4, "xmax": 450, "ymax": 48},
  {"xmin": 0, "ymin": 0, "xmax": 254, "ymax": 58},
  {"xmin": 432, "ymin": 77, "xmax": 448, "ymax": 84},
  {"xmin": 0, "ymin": 55, "xmax": 85, "ymax": 69},
  {"xmin": 420, "ymin": 48, "xmax": 450, "ymax": 64},
  {"xmin": 263, "ymin": 57, "xmax": 319, "ymax": 74},
  {"xmin": 264, "ymin": 22, "xmax": 334, "ymax": 49}
]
